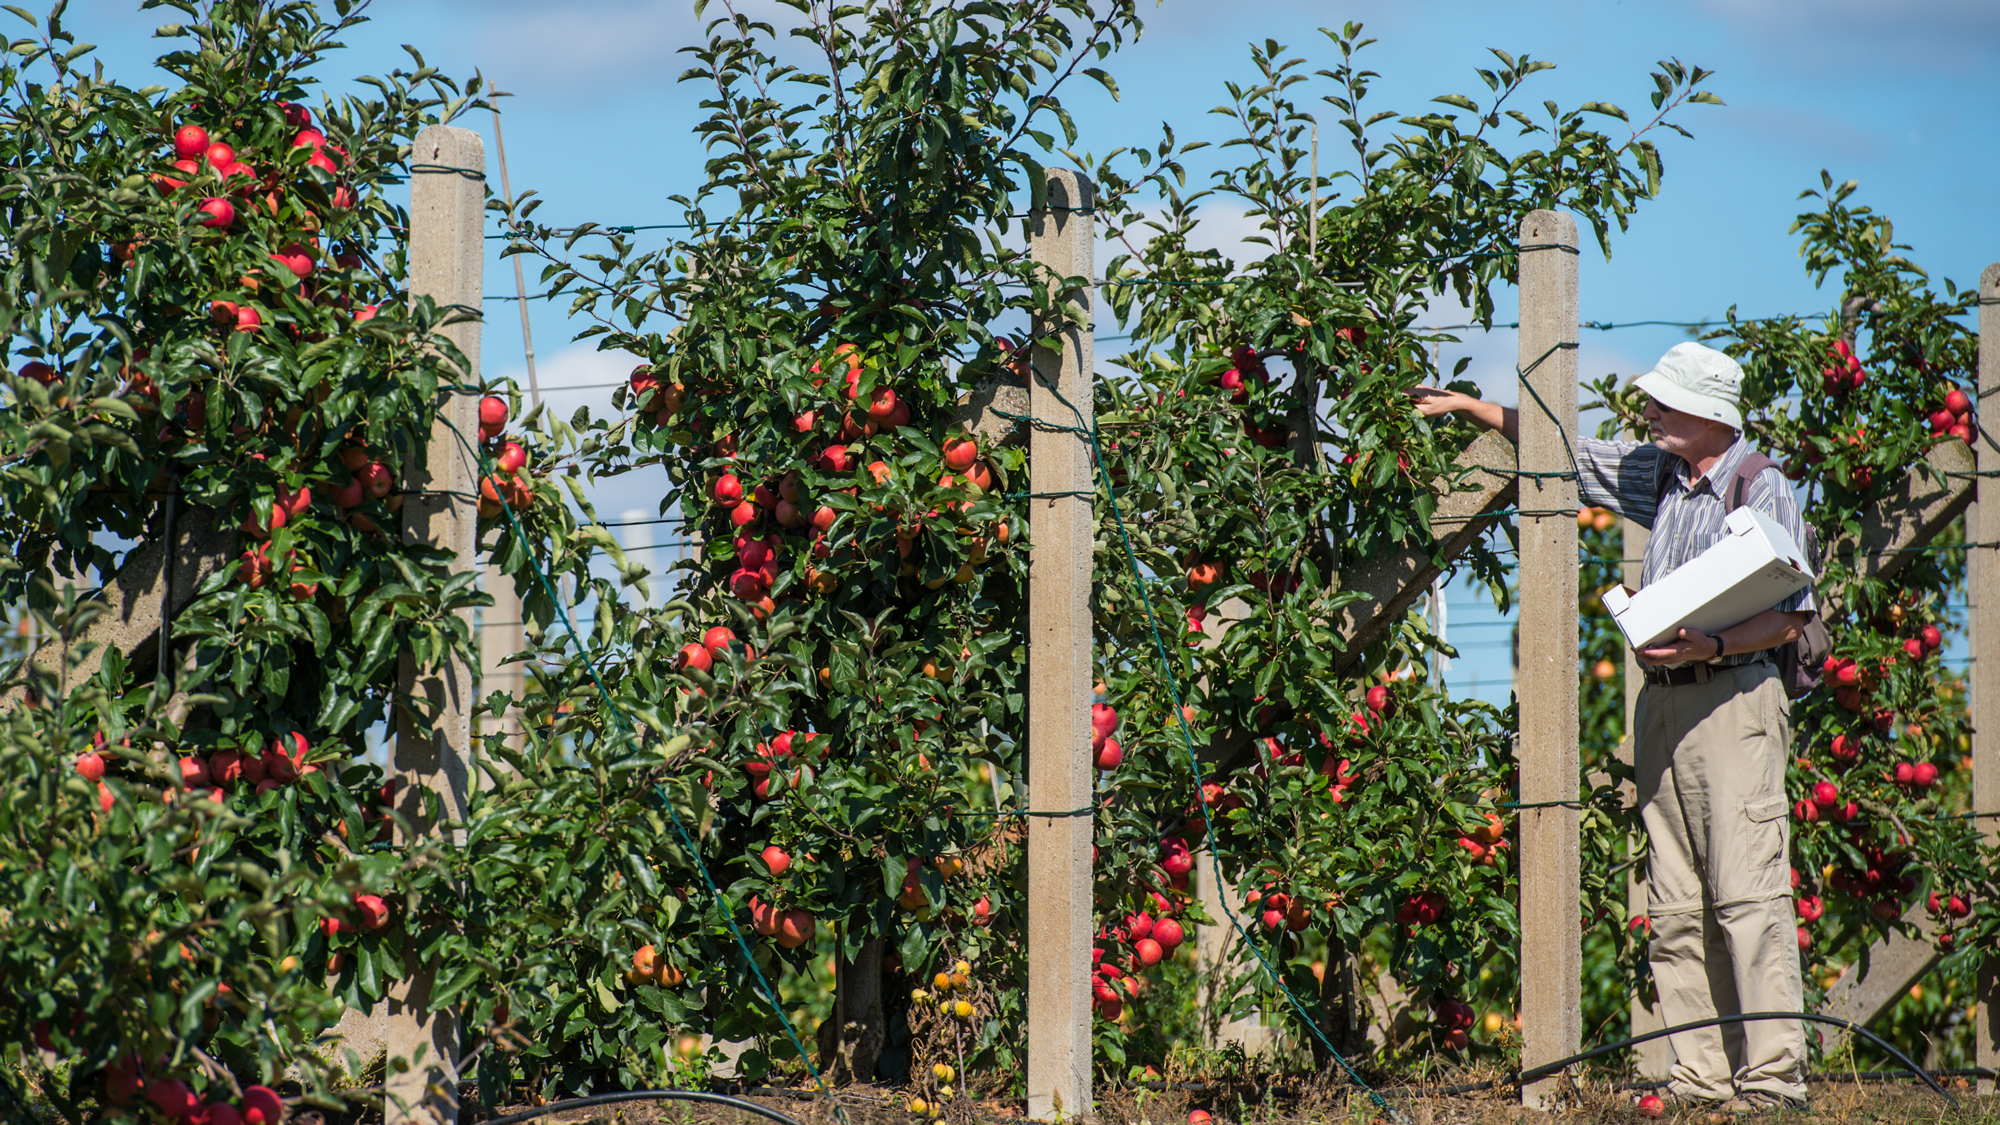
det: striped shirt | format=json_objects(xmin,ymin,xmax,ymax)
[{"xmin": 1576, "ymin": 435, "xmax": 1818, "ymax": 664}]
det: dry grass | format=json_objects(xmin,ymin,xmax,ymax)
[{"xmin": 462, "ymin": 1075, "xmax": 1994, "ymax": 1125}]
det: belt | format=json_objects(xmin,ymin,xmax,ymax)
[{"xmin": 1643, "ymin": 658, "xmax": 1770, "ymax": 688}]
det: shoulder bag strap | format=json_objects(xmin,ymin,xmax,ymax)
[{"xmin": 1729, "ymin": 451, "xmax": 1780, "ymax": 510}]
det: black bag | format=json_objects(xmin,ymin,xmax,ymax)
[{"xmin": 1651, "ymin": 450, "xmax": 1830, "ymax": 699}]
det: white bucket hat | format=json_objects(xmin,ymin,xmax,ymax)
[{"xmin": 1633, "ymin": 342, "xmax": 1743, "ymax": 431}]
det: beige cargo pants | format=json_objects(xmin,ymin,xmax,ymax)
[{"xmin": 1633, "ymin": 661, "xmax": 1806, "ymax": 1103}]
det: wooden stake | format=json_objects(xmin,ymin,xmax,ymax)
[
  {"xmin": 1026, "ymin": 168, "xmax": 1095, "ymax": 1122},
  {"xmin": 1515, "ymin": 210, "xmax": 1581, "ymax": 1109},
  {"xmin": 1975, "ymin": 262, "xmax": 2000, "ymax": 1093},
  {"xmin": 1309, "ymin": 123, "xmax": 1318, "ymax": 263},
  {"xmin": 489, "ymin": 88, "xmax": 538, "ymax": 405},
  {"xmin": 482, "ymin": 88, "xmax": 530, "ymax": 755}
]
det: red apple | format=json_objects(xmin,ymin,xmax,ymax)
[
  {"xmin": 361, "ymin": 461, "xmax": 394, "ymax": 499},
  {"xmin": 1812, "ymin": 781, "xmax": 1838, "ymax": 808},
  {"xmin": 235, "ymin": 306, "xmax": 262, "ymax": 333},
  {"xmin": 702, "ymin": 625, "xmax": 737, "ymax": 654},
  {"xmin": 1922, "ymin": 625, "xmax": 1943, "ymax": 650},
  {"xmin": 146, "ymin": 1078, "xmax": 199, "ymax": 1123},
  {"xmin": 711, "ymin": 473, "xmax": 744, "ymax": 505},
  {"xmin": 1912, "ymin": 761, "xmax": 1938, "ymax": 788},
  {"xmin": 208, "ymin": 748, "xmax": 242, "ymax": 787},
  {"xmin": 497, "ymin": 441, "xmax": 527, "ymax": 473},
  {"xmin": 76, "ymin": 751, "xmax": 106, "ymax": 781},
  {"xmin": 196, "ymin": 197, "xmax": 235, "ymax": 229},
  {"xmin": 943, "ymin": 437, "xmax": 978, "ymax": 471},
  {"xmin": 353, "ymin": 893, "xmax": 390, "ymax": 930},
  {"xmin": 1092, "ymin": 703, "xmax": 1119, "ymax": 741},
  {"xmin": 1094, "ymin": 737, "xmax": 1123, "ymax": 771},
  {"xmin": 1637, "ymin": 1093, "xmax": 1665, "ymax": 1118},
  {"xmin": 867, "ymin": 386, "xmax": 897, "ymax": 422},
  {"xmin": 1947, "ymin": 388, "xmax": 1973, "ymax": 415},
  {"xmin": 677, "ymin": 643, "xmax": 713, "ymax": 673},
  {"xmin": 173, "ymin": 123, "xmax": 210, "ymax": 159},
  {"xmin": 203, "ymin": 141, "xmax": 235, "ymax": 168},
  {"xmin": 240, "ymin": 1087, "xmax": 284, "ymax": 1125},
  {"xmin": 330, "ymin": 478, "xmax": 364, "ymax": 509},
  {"xmin": 776, "ymin": 909, "xmax": 815, "ymax": 949},
  {"xmin": 1133, "ymin": 937, "xmax": 1163, "ymax": 966},
  {"xmin": 271, "ymin": 243, "xmax": 314, "ymax": 279},
  {"xmin": 1152, "ymin": 917, "xmax": 1184, "ymax": 950}
]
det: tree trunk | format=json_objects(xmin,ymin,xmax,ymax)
[
  {"xmin": 818, "ymin": 935, "xmax": 886, "ymax": 1084},
  {"xmin": 1313, "ymin": 941, "xmax": 1372, "ymax": 1064}
]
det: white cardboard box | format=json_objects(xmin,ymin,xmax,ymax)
[{"xmin": 1600, "ymin": 507, "xmax": 1815, "ymax": 651}]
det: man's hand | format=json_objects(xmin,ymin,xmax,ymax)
[
  {"xmin": 1404, "ymin": 386, "xmax": 1517, "ymax": 443},
  {"xmin": 1406, "ymin": 386, "xmax": 1473, "ymax": 418},
  {"xmin": 1638, "ymin": 627, "xmax": 1719, "ymax": 667}
]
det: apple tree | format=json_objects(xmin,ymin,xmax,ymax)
[
  {"xmin": 0, "ymin": 0, "xmax": 531, "ymax": 1118},
  {"xmin": 466, "ymin": 0, "xmax": 1147, "ymax": 1096},
  {"xmin": 1075, "ymin": 29, "xmax": 1714, "ymax": 1065}
]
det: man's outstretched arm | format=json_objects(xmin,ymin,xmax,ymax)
[{"xmin": 1406, "ymin": 386, "xmax": 1519, "ymax": 444}]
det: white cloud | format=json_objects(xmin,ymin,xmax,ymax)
[
  {"xmin": 460, "ymin": 0, "xmax": 803, "ymax": 99},
  {"xmin": 1685, "ymin": 0, "xmax": 2000, "ymax": 72}
]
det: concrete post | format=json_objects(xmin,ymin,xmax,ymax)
[
  {"xmin": 1621, "ymin": 519, "xmax": 1669, "ymax": 1078},
  {"xmin": 1025, "ymin": 168, "xmax": 1095, "ymax": 1123},
  {"xmin": 1975, "ymin": 263, "xmax": 2000, "ymax": 1094},
  {"xmin": 1191, "ymin": 597, "xmax": 1277, "ymax": 1058},
  {"xmin": 1514, "ymin": 210, "xmax": 1581, "ymax": 1108},
  {"xmin": 389, "ymin": 124, "xmax": 485, "ymax": 1125},
  {"xmin": 479, "ymin": 564, "xmax": 523, "ymax": 752}
]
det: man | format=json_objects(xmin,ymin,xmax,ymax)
[{"xmin": 1409, "ymin": 342, "xmax": 1814, "ymax": 1111}]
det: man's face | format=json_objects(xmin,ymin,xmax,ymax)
[{"xmin": 1642, "ymin": 396, "xmax": 1733, "ymax": 459}]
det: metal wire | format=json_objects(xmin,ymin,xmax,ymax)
[{"xmin": 479, "ymin": 1090, "xmax": 811, "ymax": 1125}]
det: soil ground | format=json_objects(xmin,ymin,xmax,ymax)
[{"xmin": 457, "ymin": 1075, "xmax": 1994, "ymax": 1125}]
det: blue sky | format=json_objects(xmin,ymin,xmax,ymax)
[{"xmin": 63, "ymin": 0, "xmax": 2000, "ymax": 700}]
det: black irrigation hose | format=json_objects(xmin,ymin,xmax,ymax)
[
  {"xmin": 478, "ymin": 1090, "xmax": 813, "ymax": 1125},
  {"xmin": 1433, "ymin": 1011, "xmax": 1954, "ymax": 1103},
  {"xmin": 1613, "ymin": 1068, "xmax": 1992, "ymax": 1092}
]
